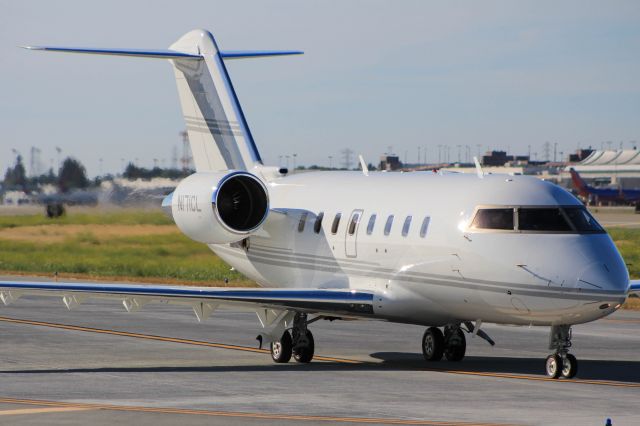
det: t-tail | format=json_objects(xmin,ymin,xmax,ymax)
[{"xmin": 22, "ymin": 29, "xmax": 302, "ymax": 173}]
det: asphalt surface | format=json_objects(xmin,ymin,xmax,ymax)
[{"xmin": 0, "ymin": 277, "xmax": 639, "ymax": 425}]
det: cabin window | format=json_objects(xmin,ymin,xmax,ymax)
[
  {"xmin": 384, "ymin": 215, "xmax": 394, "ymax": 236},
  {"xmin": 348, "ymin": 212, "xmax": 361, "ymax": 235},
  {"xmin": 298, "ymin": 212, "xmax": 308, "ymax": 233},
  {"xmin": 471, "ymin": 208, "xmax": 514, "ymax": 230},
  {"xmin": 402, "ymin": 216, "xmax": 412, "ymax": 237},
  {"xmin": 366, "ymin": 214, "xmax": 377, "ymax": 235},
  {"xmin": 420, "ymin": 216, "xmax": 431, "ymax": 237},
  {"xmin": 314, "ymin": 212, "xmax": 324, "ymax": 234},
  {"xmin": 331, "ymin": 213, "xmax": 342, "ymax": 234}
]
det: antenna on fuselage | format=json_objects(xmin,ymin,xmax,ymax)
[
  {"xmin": 359, "ymin": 154, "xmax": 369, "ymax": 176},
  {"xmin": 473, "ymin": 156, "xmax": 484, "ymax": 179}
]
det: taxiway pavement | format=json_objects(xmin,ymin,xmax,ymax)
[{"xmin": 0, "ymin": 276, "xmax": 638, "ymax": 425}]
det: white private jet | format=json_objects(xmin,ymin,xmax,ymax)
[{"xmin": 3, "ymin": 29, "xmax": 638, "ymax": 379}]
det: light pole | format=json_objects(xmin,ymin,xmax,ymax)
[{"xmin": 328, "ymin": 156, "xmax": 333, "ymax": 169}]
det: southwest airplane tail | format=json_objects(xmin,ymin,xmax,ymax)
[{"xmin": 569, "ymin": 168, "xmax": 590, "ymax": 196}]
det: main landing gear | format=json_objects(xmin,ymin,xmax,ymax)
[
  {"xmin": 422, "ymin": 325, "xmax": 467, "ymax": 362},
  {"xmin": 545, "ymin": 324, "xmax": 578, "ymax": 379},
  {"xmin": 270, "ymin": 312, "xmax": 315, "ymax": 364}
]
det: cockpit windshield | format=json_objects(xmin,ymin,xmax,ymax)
[{"xmin": 470, "ymin": 206, "xmax": 604, "ymax": 233}]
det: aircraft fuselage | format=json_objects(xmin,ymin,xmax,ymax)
[{"xmin": 213, "ymin": 171, "xmax": 629, "ymax": 327}]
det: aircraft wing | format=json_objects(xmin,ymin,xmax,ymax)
[
  {"xmin": 630, "ymin": 280, "xmax": 640, "ymax": 297},
  {"xmin": 0, "ymin": 281, "xmax": 375, "ymax": 321}
]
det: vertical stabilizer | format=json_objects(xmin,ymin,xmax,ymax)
[
  {"xmin": 170, "ymin": 30, "xmax": 261, "ymax": 172},
  {"xmin": 569, "ymin": 168, "xmax": 590, "ymax": 196}
]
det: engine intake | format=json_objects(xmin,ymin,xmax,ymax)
[
  {"xmin": 216, "ymin": 173, "xmax": 268, "ymax": 232},
  {"xmin": 166, "ymin": 171, "xmax": 269, "ymax": 244}
]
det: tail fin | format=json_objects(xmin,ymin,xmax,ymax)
[
  {"xmin": 569, "ymin": 168, "xmax": 590, "ymax": 195},
  {"xmin": 23, "ymin": 29, "xmax": 302, "ymax": 172}
]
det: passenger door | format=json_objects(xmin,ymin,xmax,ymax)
[{"xmin": 345, "ymin": 209, "xmax": 363, "ymax": 258}]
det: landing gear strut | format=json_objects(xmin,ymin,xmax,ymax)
[
  {"xmin": 546, "ymin": 325, "xmax": 578, "ymax": 379},
  {"xmin": 269, "ymin": 312, "xmax": 315, "ymax": 364},
  {"xmin": 422, "ymin": 324, "xmax": 467, "ymax": 362}
]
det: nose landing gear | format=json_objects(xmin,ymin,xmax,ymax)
[{"xmin": 546, "ymin": 325, "xmax": 578, "ymax": 379}]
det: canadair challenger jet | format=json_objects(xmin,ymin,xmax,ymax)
[{"xmin": 3, "ymin": 29, "xmax": 638, "ymax": 379}]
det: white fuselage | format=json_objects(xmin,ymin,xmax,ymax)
[{"xmin": 211, "ymin": 171, "xmax": 629, "ymax": 327}]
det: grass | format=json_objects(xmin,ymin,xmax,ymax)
[
  {"xmin": 607, "ymin": 228, "xmax": 640, "ymax": 280},
  {"xmin": 0, "ymin": 209, "xmax": 173, "ymax": 229},
  {"xmin": 0, "ymin": 210, "xmax": 252, "ymax": 287}
]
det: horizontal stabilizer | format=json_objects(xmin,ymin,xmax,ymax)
[
  {"xmin": 21, "ymin": 47, "xmax": 304, "ymax": 61},
  {"xmin": 220, "ymin": 50, "xmax": 303, "ymax": 59},
  {"xmin": 21, "ymin": 46, "xmax": 202, "ymax": 59}
]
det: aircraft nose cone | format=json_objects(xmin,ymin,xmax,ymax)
[{"xmin": 577, "ymin": 261, "xmax": 628, "ymax": 293}]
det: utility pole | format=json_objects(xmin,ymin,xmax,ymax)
[
  {"xmin": 180, "ymin": 130, "xmax": 192, "ymax": 172},
  {"xmin": 171, "ymin": 146, "xmax": 178, "ymax": 169},
  {"xmin": 543, "ymin": 141, "xmax": 551, "ymax": 162},
  {"xmin": 55, "ymin": 147, "xmax": 62, "ymax": 173}
]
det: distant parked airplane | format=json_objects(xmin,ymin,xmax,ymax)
[{"xmin": 569, "ymin": 168, "xmax": 640, "ymax": 205}]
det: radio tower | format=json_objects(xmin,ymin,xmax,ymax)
[
  {"xmin": 341, "ymin": 148, "xmax": 354, "ymax": 170},
  {"xmin": 180, "ymin": 131, "xmax": 192, "ymax": 172},
  {"xmin": 30, "ymin": 146, "xmax": 41, "ymax": 177}
]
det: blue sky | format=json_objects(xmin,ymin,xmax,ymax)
[{"xmin": 2, "ymin": 1, "xmax": 639, "ymax": 176}]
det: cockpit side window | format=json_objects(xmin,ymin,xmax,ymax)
[
  {"xmin": 470, "ymin": 208, "xmax": 514, "ymax": 230},
  {"xmin": 562, "ymin": 207, "xmax": 604, "ymax": 233}
]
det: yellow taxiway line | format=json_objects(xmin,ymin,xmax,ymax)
[
  {"xmin": 1, "ymin": 315, "xmax": 638, "ymax": 389},
  {"xmin": 0, "ymin": 397, "xmax": 515, "ymax": 426}
]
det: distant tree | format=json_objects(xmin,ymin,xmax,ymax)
[
  {"xmin": 123, "ymin": 162, "xmax": 191, "ymax": 180},
  {"xmin": 58, "ymin": 157, "xmax": 88, "ymax": 192},
  {"xmin": 3, "ymin": 155, "xmax": 27, "ymax": 189}
]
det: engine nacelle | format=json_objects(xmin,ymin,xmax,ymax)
[{"xmin": 164, "ymin": 171, "xmax": 269, "ymax": 244}]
